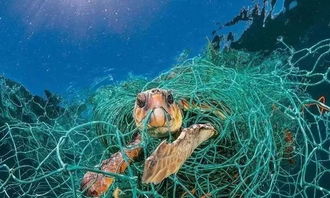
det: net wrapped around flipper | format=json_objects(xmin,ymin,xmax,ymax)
[{"xmin": 1, "ymin": 40, "xmax": 329, "ymax": 197}]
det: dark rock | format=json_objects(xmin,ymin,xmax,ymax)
[
  {"xmin": 0, "ymin": 75, "xmax": 64, "ymax": 125},
  {"xmin": 230, "ymin": 0, "xmax": 330, "ymax": 52}
]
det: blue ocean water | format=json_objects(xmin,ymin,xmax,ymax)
[
  {"xmin": 0, "ymin": 0, "xmax": 260, "ymax": 96},
  {"xmin": 1, "ymin": 1, "xmax": 330, "ymax": 198}
]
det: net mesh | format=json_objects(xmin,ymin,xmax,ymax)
[{"xmin": 1, "ymin": 39, "xmax": 330, "ymax": 197}]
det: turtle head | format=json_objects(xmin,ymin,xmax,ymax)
[{"xmin": 133, "ymin": 88, "xmax": 183, "ymax": 137}]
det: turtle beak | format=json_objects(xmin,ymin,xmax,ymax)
[
  {"xmin": 133, "ymin": 88, "xmax": 182, "ymax": 137},
  {"xmin": 149, "ymin": 107, "xmax": 170, "ymax": 127}
]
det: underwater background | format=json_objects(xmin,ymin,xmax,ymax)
[
  {"xmin": 0, "ymin": 0, "xmax": 330, "ymax": 197},
  {"xmin": 0, "ymin": 0, "xmax": 254, "ymax": 96}
]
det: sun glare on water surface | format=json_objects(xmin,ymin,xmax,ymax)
[{"xmin": 11, "ymin": 0, "xmax": 166, "ymax": 37}]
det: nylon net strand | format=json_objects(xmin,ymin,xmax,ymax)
[{"xmin": 0, "ymin": 39, "xmax": 329, "ymax": 197}]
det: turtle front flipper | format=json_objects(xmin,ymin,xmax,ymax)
[
  {"xmin": 142, "ymin": 123, "xmax": 216, "ymax": 184},
  {"xmin": 81, "ymin": 134, "xmax": 142, "ymax": 197}
]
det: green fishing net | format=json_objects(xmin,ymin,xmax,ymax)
[{"xmin": 1, "ymin": 39, "xmax": 329, "ymax": 197}]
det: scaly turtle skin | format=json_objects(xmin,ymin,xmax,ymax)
[
  {"xmin": 133, "ymin": 88, "xmax": 183, "ymax": 137},
  {"xmin": 133, "ymin": 89, "xmax": 217, "ymax": 183},
  {"xmin": 81, "ymin": 89, "xmax": 328, "ymax": 197},
  {"xmin": 81, "ymin": 88, "xmax": 221, "ymax": 197}
]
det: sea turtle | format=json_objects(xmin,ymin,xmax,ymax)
[
  {"xmin": 80, "ymin": 87, "xmax": 327, "ymax": 197},
  {"xmin": 80, "ymin": 88, "xmax": 230, "ymax": 197}
]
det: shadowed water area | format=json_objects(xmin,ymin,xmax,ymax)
[{"xmin": 0, "ymin": 0, "xmax": 329, "ymax": 197}]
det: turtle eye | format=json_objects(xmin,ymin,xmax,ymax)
[
  {"xmin": 167, "ymin": 93, "xmax": 174, "ymax": 104},
  {"xmin": 136, "ymin": 94, "xmax": 146, "ymax": 108}
]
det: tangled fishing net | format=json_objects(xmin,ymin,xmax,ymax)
[{"xmin": 1, "ymin": 39, "xmax": 329, "ymax": 197}]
